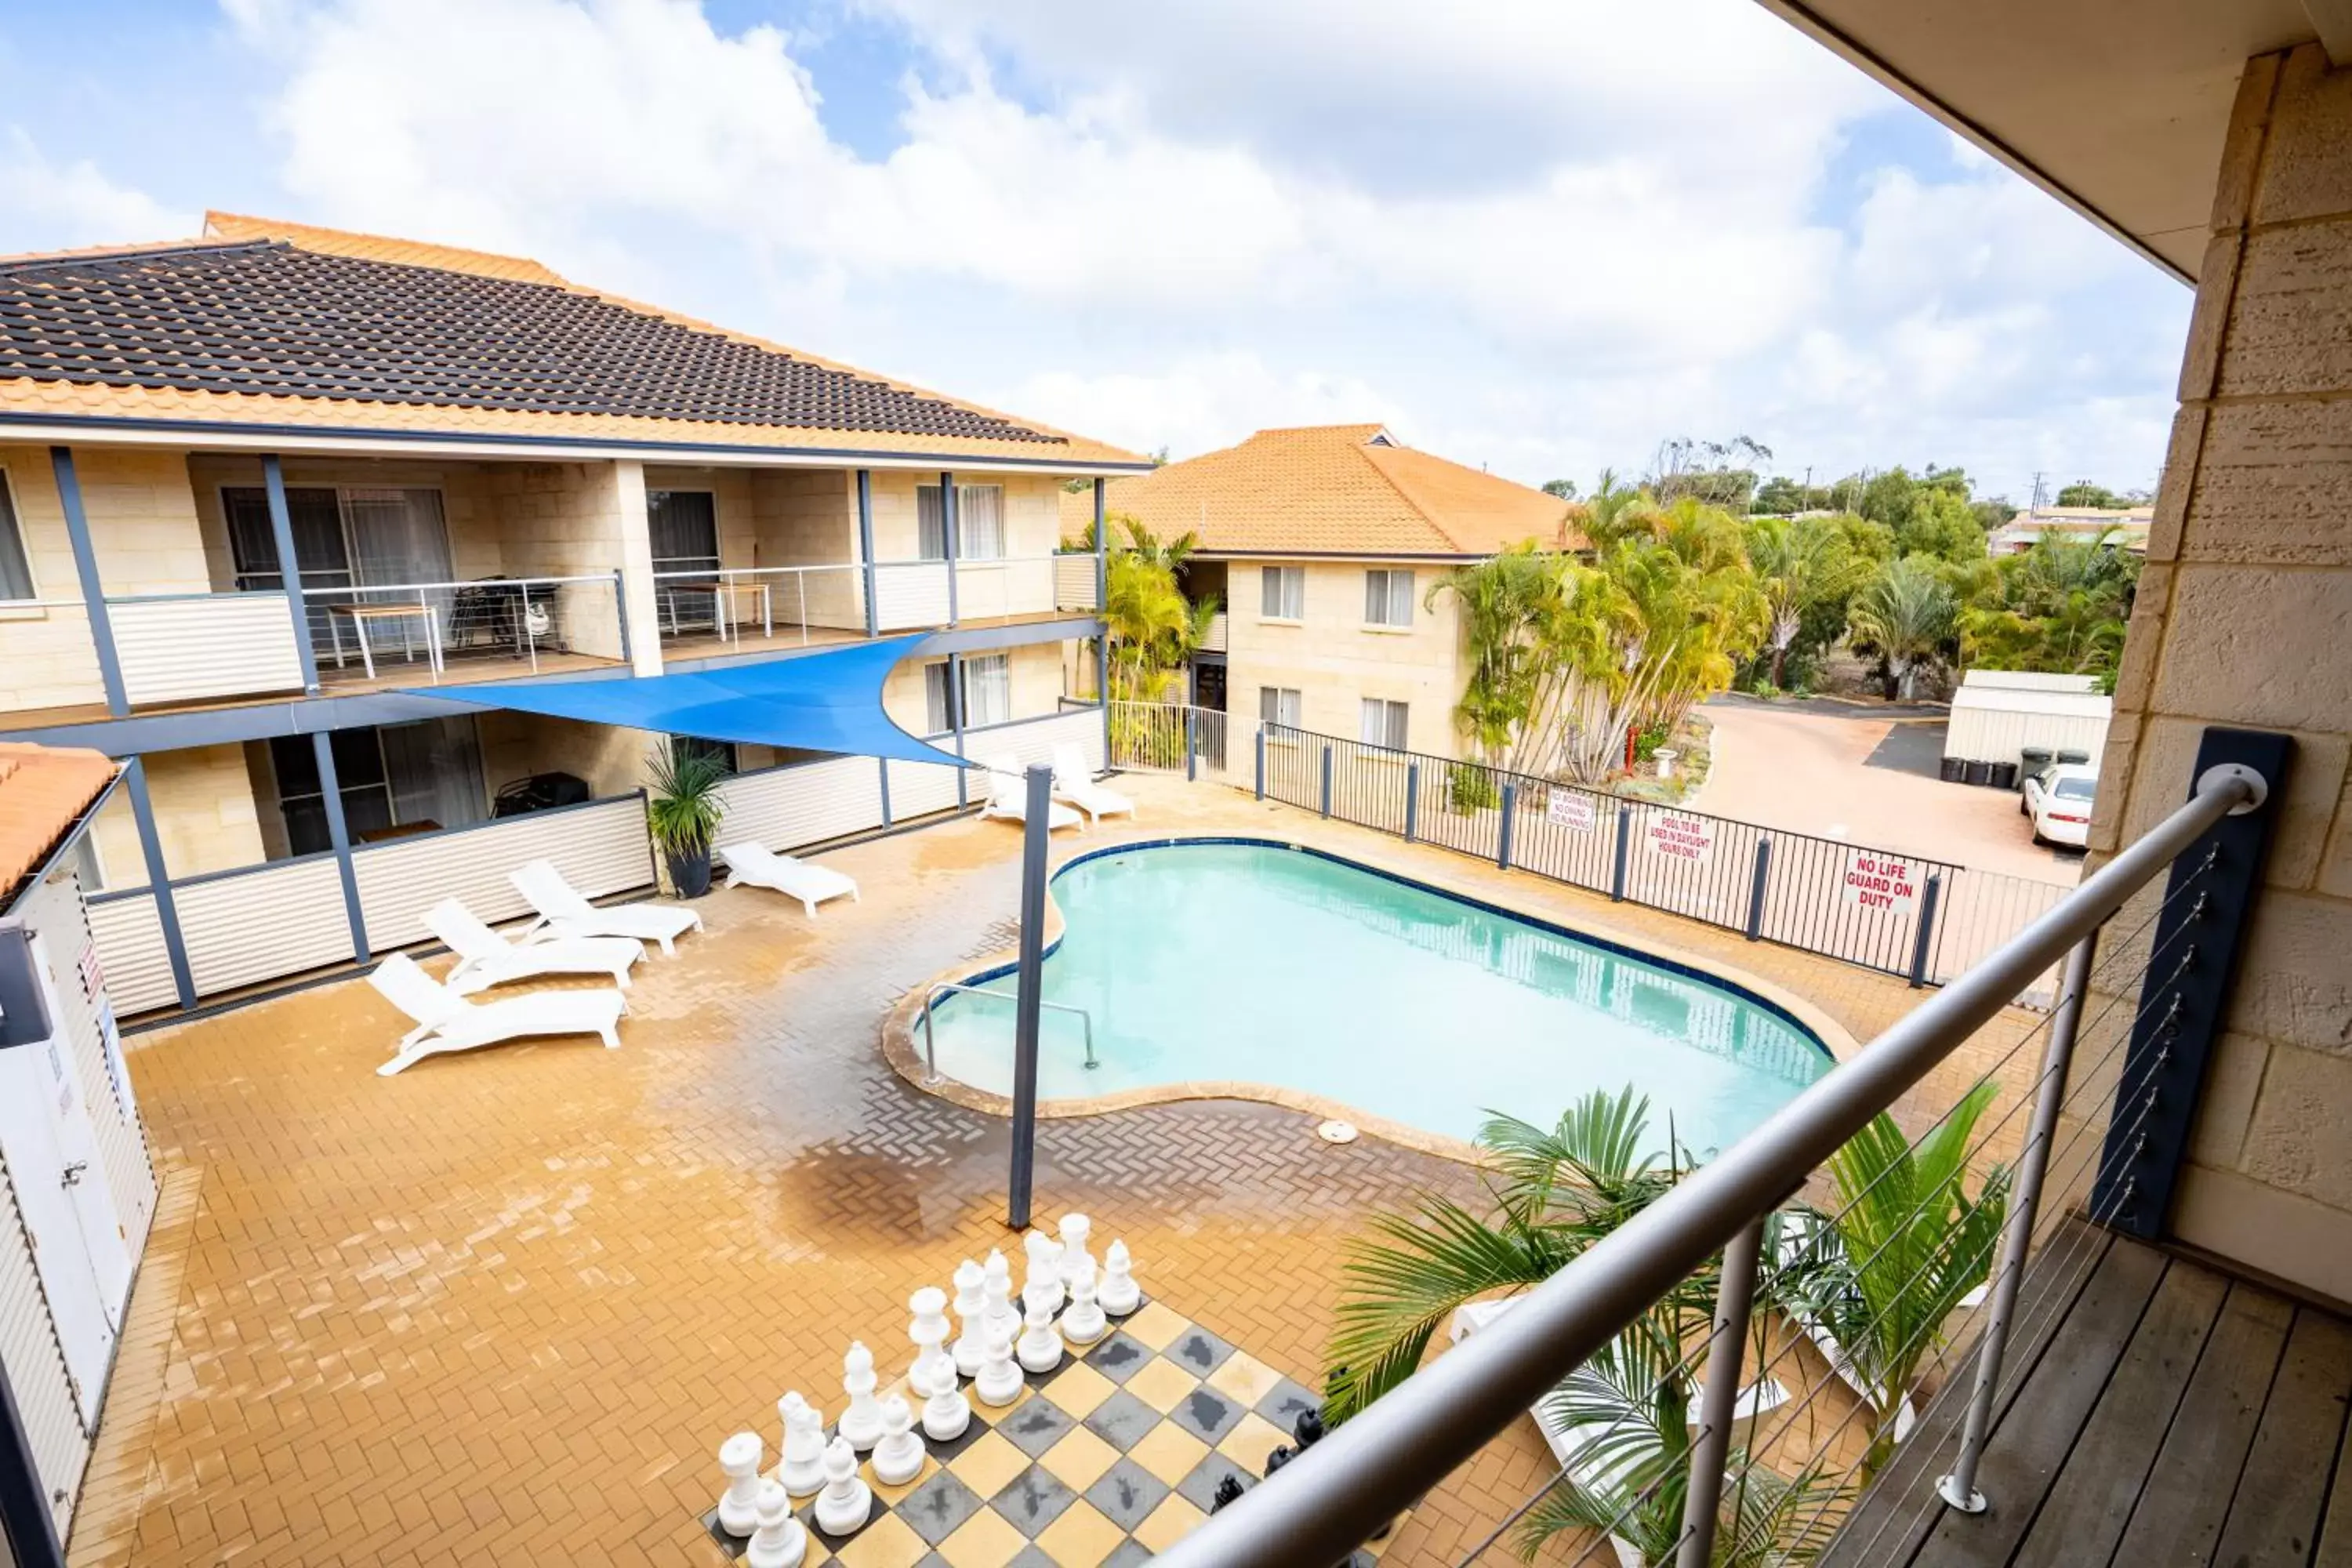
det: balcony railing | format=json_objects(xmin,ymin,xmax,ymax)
[
  {"xmin": 1147, "ymin": 742, "xmax": 2278, "ymax": 1568},
  {"xmin": 299, "ymin": 574, "xmax": 625, "ymax": 684},
  {"xmin": 1054, "ymin": 552, "xmax": 1101, "ymax": 612},
  {"xmin": 953, "ymin": 554, "xmax": 1058, "ymax": 622},
  {"xmin": 650, "ymin": 563, "xmax": 868, "ymax": 648}
]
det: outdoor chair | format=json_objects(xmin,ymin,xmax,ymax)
[
  {"xmin": 367, "ymin": 952, "xmax": 627, "ymax": 1076},
  {"xmin": 1050, "ymin": 743, "xmax": 1134, "ymax": 824},
  {"xmin": 717, "ymin": 842, "xmax": 860, "ymax": 917},
  {"xmin": 510, "ymin": 858, "xmax": 705, "ymax": 955},
  {"xmin": 422, "ymin": 896, "xmax": 644, "ymax": 993},
  {"xmin": 978, "ymin": 754, "xmax": 1083, "ymax": 833}
]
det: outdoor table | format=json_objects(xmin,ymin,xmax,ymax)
[{"xmin": 325, "ymin": 602, "xmax": 442, "ymax": 681}]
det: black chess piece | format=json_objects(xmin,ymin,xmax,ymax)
[
  {"xmin": 1294, "ymin": 1408, "xmax": 1326, "ymax": 1450},
  {"xmin": 1263, "ymin": 1445, "xmax": 1295, "ymax": 1475},
  {"xmin": 1209, "ymin": 1474, "xmax": 1247, "ymax": 1513}
]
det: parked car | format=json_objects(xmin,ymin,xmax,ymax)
[{"xmin": 2021, "ymin": 763, "xmax": 2097, "ymax": 848}]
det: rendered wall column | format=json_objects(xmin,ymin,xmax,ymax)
[
  {"xmin": 611, "ymin": 459, "xmax": 665, "ymax": 677},
  {"xmin": 51, "ymin": 445, "xmax": 129, "ymax": 718}
]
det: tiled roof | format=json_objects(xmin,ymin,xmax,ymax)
[
  {"xmin": 0, "ymin": 742, "xmax": 115, "ymax": 909},
  {"xmin": 0, "ymin": 239, "xmax": 1065, "ymax": 445},
  {"xmin": 1061, "ymin": 424, "xmax": 1583, "ymax": 557}
]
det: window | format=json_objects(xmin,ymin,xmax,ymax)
[
  {"xmin": 647, "ymin": 491, "xmax": 720, "ymax": 574},
  {"xmin": 267, "ymin": 719, "xmax": 486, "ymax": 857},
  {"xmin": 1259, "ymin": 686, "xmax": 1301, "ymax": 730},
  {"xmin": 923, "ymin": 654, "xmax": 1012, "ymax": 734},
  {"xmin": 1359, "ymin": 698, "xmax": 1410, "ymax": 750},
  {"xmin": 2054, "ymin": 775, "xmax": 2096, "ymax": 802},
  {"xmin": 917, "ymin": 483, "xmax": 1007, "ymax": 561},
  {"xmin": 1261, "ymin": 565, "xmax": 1304, "ymax": 620},
  {"xmin": 924, "ymin": 661, "xmax": 955, "ymax": 735},
  {"xmin": 0, "ymin": 473, "xmax": 34, "ymax": 601},
  {"xmin": 1364, "ymin": 569, "xmax": 1414, "ymax": 628}
]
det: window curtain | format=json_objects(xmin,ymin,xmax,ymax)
[
  {"xmin": 957, "ymin": 485, "xmax": 1006, "ymax": 560},
  {"xmin": 924, "ymin": 661, "xmax": 954, "ymax": 735},
  {"xmin": 379, "ymin": 717, "xmax": 489, "ymax": 832},
  {"xmin": 962, "ymin": 653, "xmax": 1011, "ymax": 728},
  {"xmin": 917, "ymin": 486, "xmax": 948, "ymax": 561},
  {"xmin": 342, "ymin": 488, "xmax": 456, "ymax": 646},
  {"xmin": 1261, "ymin": 566, "xmax": 1301, "ymax": 619},
  {"xmin": 1365, "ymin": 570, "xmax": 1413, "ymax": 626},
  {"xmin": 0, "ymin": 481, "xmax": 34, "ymax": 599},
  {"xmin": 222, "ymin": 486, "xmax": 350, "ymax": 591},
  {"xmin": 647, "ymin": 491, "xmax": 720, "ymax": 571}
]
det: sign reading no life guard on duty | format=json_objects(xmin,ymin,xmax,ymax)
[
  {"xmin": 1842, "ymin": 848, "xmax": 1922, "ymax": 915},
  {"xmin": 1645, "ymin": 811, "xmax": 1715, "ymax": 866}
]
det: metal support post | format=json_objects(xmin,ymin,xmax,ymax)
[
  {"xmin": 857, "ymin": 470, "xmax": 880, "ymax": 637},
  {"xmin": 1007, "ymin": 764, "xmax": 1052, "ymax": 1229},
  {"xmin": 1094, "ymin": 477, "xmax": 1111, "ymax": 760},
  {"xmin": 949, "ymin": 652, "xmax": 968, "ymax": 808},
  {"xmin": 611, "ymin": 568, "xmax": 633, "ymax": 666},
  {"xmin": 1611, "ymin": 806, "xmax": 1632, "ymax": 902},
  {"xmin": 1677, "ymin": 1219, "xmax": 1765, "ymax": 1568},
  {"xmin": 123, "ymin": 756, "xmax": 196, "ymax": 1010},
  {"xmin": 262, "ymin": 455, "xmax": 322, "ymax": 694},
  {"xmin": 313, "ymin": 731, "xmax": 372, "ymax": 965},
  {"xmin": 941, "ymin": 470, "xmax": 960, "ymax": 627},
  {"xmin": 1744, "ymin": 837, "xmax": 1773, "ymax": 941},
  {"xmin": 1939, "ymin": 934, "xmax": 2096, "ymax": 1514},
  {"xmin": 877, "ymin": 757, "xmax": 894, "ymax": 826},
  {"xmin": 1319, "ymin": 745, "xmax": 1334, "ymax": 818},
  {"xmin": 1255, "ymin": 727, "xmax": 1267, "ymax": 800},
  {"xmin": 1497, "ymin": 784, "xmax": 1516, "ymax": 869},
  {"xmin": 1185, "ymin": 709, "xmax": 1198, "ymax": 782},
  {"xmin": 51, "ymin": 445, "xmax": 129, "ymax": 717},
  {"xmin": 1908, "ymin": 873, "xmax": 1944, "ymax": 987},
  {"xmin": 1404, "ymin": 763, "xmax": 1420, "ymax": 843}
]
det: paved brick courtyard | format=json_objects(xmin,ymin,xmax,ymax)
[{"xmin": 78, "ymin": 774, "xmax": 2045, "ymax": 1568}]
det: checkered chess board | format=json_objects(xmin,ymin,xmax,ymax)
[{"xmin": 701, "ymin": 1296, "xmax": 1406, "ymax": 1567}]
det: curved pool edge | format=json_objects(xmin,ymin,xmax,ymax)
[{"xmin": 880, "ymin": 833, "xmax": 1860, "ymax": 1168}]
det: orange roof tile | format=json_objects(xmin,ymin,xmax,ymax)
[
  {"xmin": 1060, "ymin": 424, "xmax": 1582, "ymax": 557},
  {"xmin": 0, "ymin": 742, "xmax": 117, "ymax": 909}
]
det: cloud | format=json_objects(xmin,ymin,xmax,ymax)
[
  {"xmin": 987, "ymin": 352, "xmax": 1410, "ymax": 461},
  {"xmin": 0, "ymin": 129, "xmax": 194, "ymax": 254}
]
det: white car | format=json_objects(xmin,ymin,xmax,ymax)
[{"xmin": 2021, "ymin": 763, "xmax": 2097, "ymax": 848}]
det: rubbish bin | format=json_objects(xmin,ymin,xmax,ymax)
[
  {"xmin": 1964, "ymin": 760, "xmax": 1995, "ymax": 786},
  {"xmin": 1938, "ymin": 756, "xmax": 1966, "ymax": 783},
  {"xmin": 2056, "ymin": 748, "xmax": 2091, "ymax": 765},
  {"xmin": 1991, "ymin": 760, "xmax": 2020, "ymax": 789},
  {"xmin": 2020, "ymin": 746, "xmax": 2053, "ymax": 779},
  {"xmin": 1653, "ymin": 748, "xmax": 1677, "ymax": 779}
]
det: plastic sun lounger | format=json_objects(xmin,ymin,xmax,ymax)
[
  {"xmin": 423, "ymin": 897, "xmax": 645, "ymax": 995},
  {"xmin": 367, "ymin": 952, "xmax": 627, "ymax": 1076},
  {"xmin": 1050, "ymin": 743, "xmax": 1134, "ymax": 824},
  {"xmin": 1773, "ymin": 1225, "xmax": 1922, "ymax": 1441},
  {"xmin": 509, "ymin": 858, "xmax": 705, "ymax": 956},
  {"xmin": 717, "ymin": 842, "xmax": 860, "ymax": 917},
  {"xmin": 978, "ymin": 754, "xmax": 1083, "ymax": 833}
]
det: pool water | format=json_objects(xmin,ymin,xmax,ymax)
[{"xmin": 924, "ymin": 842, "xmax": 1831, "ymax": 1151}]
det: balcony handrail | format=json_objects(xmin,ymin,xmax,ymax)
[
  {"xmin": 649, "ymin": 561, "xmax": 862, "ymax": 580},
  {"xmin": 294, "ymin": 573, "xmax": 615, "ymax": 597},
  {"xmin": 1152, "ymin": 764, "xmax": 2268, "ymax": 1568}
]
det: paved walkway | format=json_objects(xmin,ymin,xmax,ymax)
[{"xmin": 85, "ymin": 774, "xmax": 2046, "ymax": 1567}]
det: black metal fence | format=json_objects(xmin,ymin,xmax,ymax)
[{"xmin": 1258, "ymin": 725, "xmax": 1965, "ymax": 983}]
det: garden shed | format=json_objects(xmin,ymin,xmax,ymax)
[{"xmin": 1942, "ymin": 670, "xmax": 2113, "ymax": 769}]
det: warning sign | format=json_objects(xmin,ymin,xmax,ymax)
[
  {"xmin": 1645, "ymin": 812, "xmax": 1715, "ymax": 865},
  {"xmin": 1841, "ymin": 848, "xmax": 1922, "ymax": 915},
  {"xmin": 1547, "ymin": 791, "xmax": 1597, "ymax": 831}
]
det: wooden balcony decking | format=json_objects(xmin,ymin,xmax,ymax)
[{"xmin": 1824, "ymin": 1218, "xmax": 2352, "ymax": 1567}]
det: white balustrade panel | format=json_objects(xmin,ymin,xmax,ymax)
[
  {"xmin": 714, "ymin": 757, "xmax": 885, "ymax": 854},
  {"xmin": 85, "ymin": 891, "xmax": 175, "ymax": 1016},
  {"xmin": 171, "ymin": 857, "xmax": 355, "ymax": 996},
  {"xmin": 873, "ymin": 563, "xmax": 952, "ymax": 631},
  {"xmin": 1054, "ymin": 555, "xmax": 1099, "ymax": 611},
  {"xmin": 354, "ymin": 797, "xmax": 654, "ymax": 944},
  {"xmin": 111, "ymin": 594, "xmax": 304, "ymax": 705}
]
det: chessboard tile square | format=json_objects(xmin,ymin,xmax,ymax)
[
  {"xmin": 988, "ymin": 1463, "xmax": 1079, "ymax": 1534},
  {"xmin": 1165, "ymin": 1383, "xmax": 1244, "ymax": 1445},
  {"xmin": 1038, "ymin": 1360, "xmax": 1117, "ymax": 1420},
  {"xmin": 1253, "ymin": 1377, "xmax": 1323, "ymax": 1434},
  {"xmin": 1038, "ymin": 1425, "xmax": 1121, "ymax": 1494},
  {"xmin": 1215, "ymin": 1412, "xmax": 1293, "ymax": 1478},
  {"xmin": 935, "ymin": 1507, "xmax": 1029, "ymax": 1568},
  {"xmin": 1004, "ymin": 1549, "xmax": 1058, "ymax": 1568},
  {"xmin": 918, "ymin": 1407, "xmax": 993, "ymax": 1466},
  {"xmin": 994, "ymin": 1393, "xmax": 1075, "ymax": 1457},
  {"xmin": 1133, "ymin": 1494, "xmax": 1207, "ymax": 1554},
  {"xmin": 1034, "ymin": 1499, "xmax": 1127, "ymax": 1568},
  {"xmin": 1164, "ymin": 1325, "xmax": 1236, "ymax": 1377},
  {"xmin": 836, "ymin": 1513, "xmax": 929, "ymax": 1568},
  {"xmin": 1102, "ymin": 1540, "xmax": 1155, "ymax": 1568},
  {"xmin": 1124, "ymin": 1356, "xmax": 1200, "ymax": 1415},
  {"xmin": 1127, "ymin": 1422, "xmax": 1210, "ymax": 1487},
  {"xmin": 1205, "ymin": 1351, "xmax": 1284, "ymax": 1408},
  {"xmin": 1080, "ymin": 1390, "xmax": 1160, "ymax": 1450},
  {"xmin": 972, "ymin": 1381, "xmax": 1034, "ymax": 1421},
  {"xmin": 872, "ymin": 1454, "xmax": 940, "ymax": 1507},
  {"xmin": 945, "ymin": 1431, "xmax": 1032, "ymax": 1501},
  {"xmin": 800, "ymin": 1486, "xmax": 887, "ymax": 1548},
  {"xmin": 1120, "ymin": 1301, "xmax": 1189, "ymax": 1352},
  {"xmin": 1083, "ymin": 1332, "xmax": 1152, "ymax": 1385},
  {"xmin": 1082, "ymin": 1457, "xmax": 1170, "ymax": 1532},
  {"xmin": 898, "ymin": 1468, "xmax": 988, "ymax": 1547},
  {"xmin": 1174, "ymin": 1450, "xmax": 1258, "ymax": 1514}
]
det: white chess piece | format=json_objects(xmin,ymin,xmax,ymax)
[
  {"xmin": 778, "ymin": 1392, "xmax": 826, "ymax": 1498},
  {"xmin": 909, "ymin": 1287, "xmax": 956, "ymax": 1399},
  {"xmin": 717, "ymin": 1432, "xmax": 764, "ymax": 1536},
  {"xmin": 982, "ymin": 1249, "xmax": 1022, "ymax": 1347},
  {"xmin": 747, "ymin": 1480, "xmax": 808, "ymax": 1568},
  {"xmin": 950, "ymin": 1258, "xmax": 989, "ymax": 1378},
  {"xmin": 1058, "ymin": 1214, "xmax": 1095, "ymax": 1292},
  {"xmin": 1016, "ymin": 1279, "xmax": 1065, "ymax": 1374},
  {"xmin": 1098, "ymin": 1239, "xmax": 1140, "ymax": 1316},
  {"xmin": 975, "ymin": 1320, "xmax": 1024, "ymax": 1406},
  {"xmin": 1061, "ymin": 1262, "xmax": 1109, "ymax": 1346},
  {"xmin": 1022, "ymin": 1229, "xmax": 1066, "ymax": 1316},
  {"xmin": 812, "ymin": 1436, "xmax": 873, "ymax": 1537},
  {"xmin": 922, "ymin": 1356, "xmax": 975, "ymax": 1442},
  {"xmin": 838, "ymin": 1341, "xmax": 884, "ymax": 1450},
  {"xmin": 870, "ymin": 1393, "xmax": 926, "ymax": 1486}
]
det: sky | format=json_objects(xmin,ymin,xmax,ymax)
[{"xmin": 0, "ymin": 0, "xmax": 2193, "ymax": 503}]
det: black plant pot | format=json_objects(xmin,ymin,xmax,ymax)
[{"xmin": 666, "ymin": 845, "xmax": 713, "ymax": 899}]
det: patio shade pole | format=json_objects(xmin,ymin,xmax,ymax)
[{"xmin": 1007, "ymin": 763, "xmax": 1053, "ymax": 1229}]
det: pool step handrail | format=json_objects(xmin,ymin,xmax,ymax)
[
  {"xmin": 1149, "ymin": 761, "xmax": 2273, "ymax": 1568},
  {"xmin": 919, "ymin": 980, "xmax": 1098, "ymax": 1080}
]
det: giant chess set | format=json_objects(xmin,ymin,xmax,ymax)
[{"xmin": 701, "ymin": 1214, "xmax": 1405, "ymax": 1566}]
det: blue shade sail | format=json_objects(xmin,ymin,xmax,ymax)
[{"xmin": 415, "ymin": 635, "xmax": 967, "ymax": 767}]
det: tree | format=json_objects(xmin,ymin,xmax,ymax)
[
  {"xmin": 1958, "ymin": 529, "xmax": 2138, "ymax": 678},
  {"xmin": 1425, "ymin": 545, "xmax": 1569, "ymax": 771},
  {"xmin": 1893, "ymin": 487, "xmax": 1987, "ymax": 564},
  {"xmin": 1846, "ymin": 557, "xmax": 1957, "ymax": 699},
  {"xmin": 1543, "ymin": 478, "xmax": 1580, "ymax": 500},
  {"xmin": 1101, "ymin": 517, "xmax": 1216, "ymax": 703},
  {"xmin": 2055, "ymin": 481, "xmax": 2126, "ymax": 509},
  {"xmin": 1746, "ymin": 514, "xmax": 1865, "ymax": 689},
  {"xmin": 1650, "ymin": 436, "xmax": 1774, "ymax": 513}
]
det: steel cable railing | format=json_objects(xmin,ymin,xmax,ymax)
[{"xmin": 1152, "ymin": 761, "xmax": 2268, "ymax": 1568}]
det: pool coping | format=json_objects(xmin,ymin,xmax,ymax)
[{"xmin": 880, "ymin": 833, "xmax": 1861, "ymax": 1167}]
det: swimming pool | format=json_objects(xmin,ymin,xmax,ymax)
[{"xmin": 920, "ymin": 840, "xmax": 1834, "ymax": 1152}]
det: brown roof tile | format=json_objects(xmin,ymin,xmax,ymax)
[{"xmin": 0, "ymin": 742, "xmax": 116, "ymax": 909}]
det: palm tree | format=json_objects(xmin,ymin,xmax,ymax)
[
  {"xmin": 1846, "ymin": 557, "xmax": 1957, "ymax": 699},
  {"xmin": 1746, "ymin": 515, "xmax": 1862, "ymax": 689},
  {"xmin": 1425, "ymin": 545, "xmax": 1568, "ymax": 771}
]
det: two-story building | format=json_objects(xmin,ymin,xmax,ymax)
[
  {"xmin": 1064, "ymin": 423, "xmax": 1581, "ymax": 760},
  {"xmin": 0, "ymin": 212, "xmax": 1146, "ymax": 1018}
]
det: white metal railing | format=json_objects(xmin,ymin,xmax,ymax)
[
  {"xmin": 299, "ymin": 573, "xmax": 624, "ymax": 680},
  {"xmin": 649, "ymin": 562, "xmax": 867, "ymax": 647}
]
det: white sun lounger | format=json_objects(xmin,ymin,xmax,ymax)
[
  {"xmin": 718, "ymin": 842, "xmax": 860, "ymax": 917},
  {"xmin": 368, "ymin": 952, "xmax": 627, "ymax": 1076},
  {"xmin": 978, "ymin": 754, "xmax": 1083, "ymax": 833},
  {"xmin": 423, "ymin": 898, "xmax": 644, "ymax": 994},
  {"xmin": 510, "ymin": 858, "xmax": 704, "ymax": 956},
  {"xmin": 1051, "ymin": 744, "xmax": 1134, "ymax": 824},
  {"xmin": 1773, "ymin": 1225, "xmax": 1921, "ymax": 1441}
]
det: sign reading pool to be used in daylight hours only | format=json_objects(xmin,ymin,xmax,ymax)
[
  {"xmin": 1841, "ymin": 848, "xmax": 1921, "ymax": 915},
  {"xmin": 1646, "ymin": 812, "xmax": 1715, "ymax": 864}
]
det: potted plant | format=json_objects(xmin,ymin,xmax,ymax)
[{"xmin": 647, "ymin": 742, "xmax": 727, "ymax": 898}]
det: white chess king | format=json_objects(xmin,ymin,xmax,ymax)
[{"xmin": 950, "ymin": 1258, "xmax": 989, "ymax": 1378}]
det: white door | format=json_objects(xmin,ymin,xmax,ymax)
[{"xmin": 0, "ymin": 1023, "xmax": 129, "ymax": 1426}]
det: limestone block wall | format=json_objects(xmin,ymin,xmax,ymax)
[
  {"xmin": 484, "ymin": 461, "xmax": 647, "ymax": 667},
  {"xmin": 0, "ymin": 444, "xmax": 109, "ymax": 713},
  {"xmin": 1218, "ymin": 556, "xmax": 1466, "ymax": 760},
  {"xmin": 85, "ymin": 744, "xmax": 267, "ymax": 889},
  {"xmin": 477, "ymin": 712, "xmax": 656, "ymax": 801},
  {"xmin": 2092, "ymin": 42, "xmax": 2352, "ymax": 1303},
  {"xmin": 746, "ymin": 468, "xmax": 862, "ymax": 628},
  {"xmin": 879, "ymin": 641, "xmax": 1067, "ymax": 738}
]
